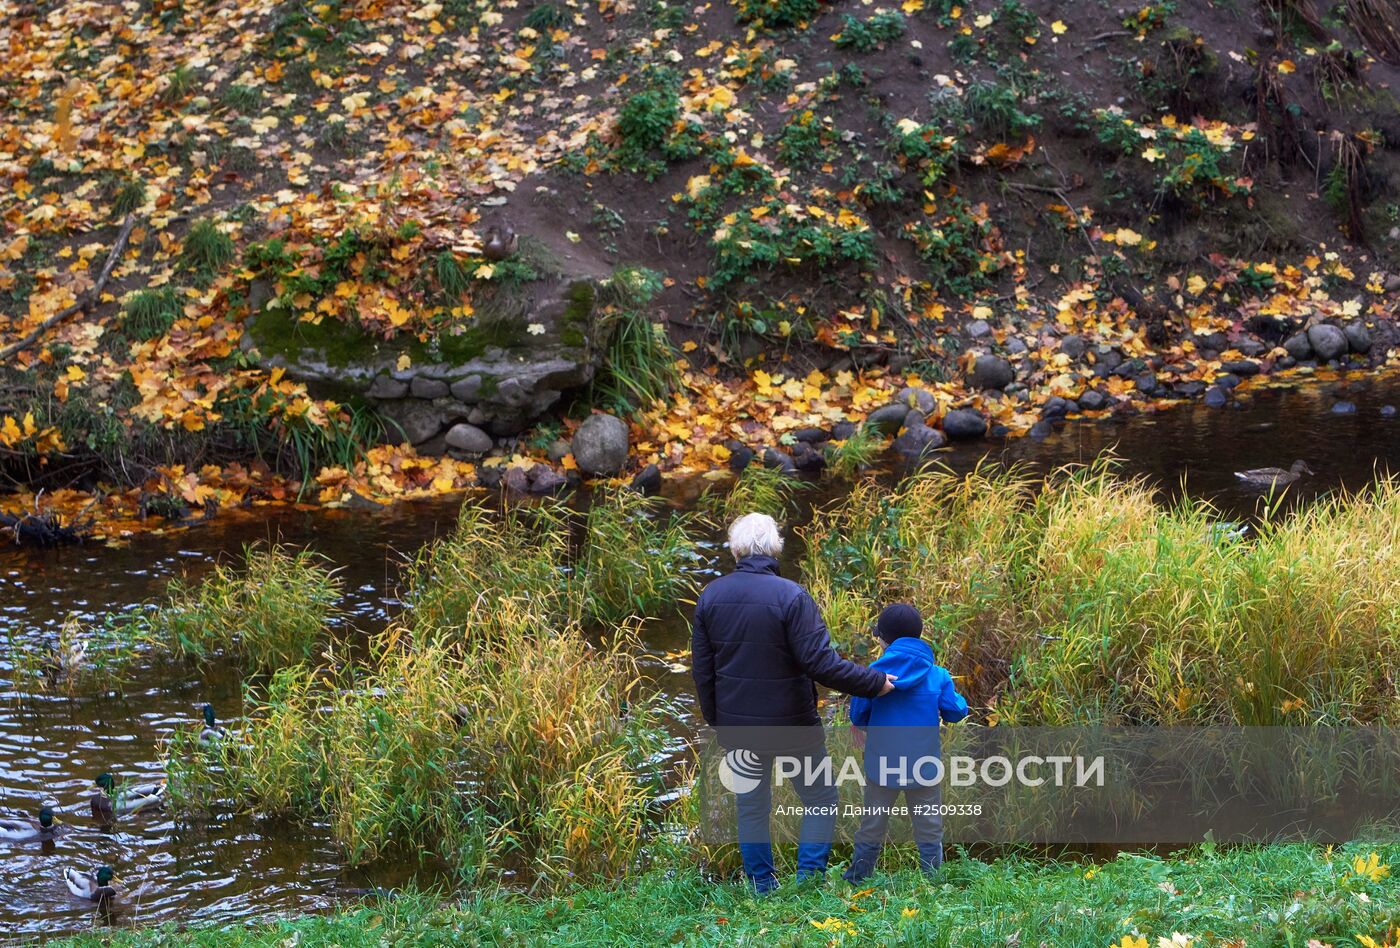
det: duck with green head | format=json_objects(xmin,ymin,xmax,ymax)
[
  {"xmin": 0, "ymin": 806, "xmax": 67, "ymax": 841},
  {"xmin": 198, "ymin": 703, "xmax": 229, "ymax": 744},
  {"xmin": 65, "ymin": 865, "xmax": 124, "ymax": 906},
  {"xmin": 89, "ymin": 772, "xmax": 166, "ymax": 825}
]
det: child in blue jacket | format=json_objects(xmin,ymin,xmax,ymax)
[{"xmin": 844, "ymin": 603, "xmax": 968, "ymax": 881}]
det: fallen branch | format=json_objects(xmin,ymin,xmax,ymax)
[{"xmin": 0, "ymin": 213, "xmax": 138, "ymax": 363}]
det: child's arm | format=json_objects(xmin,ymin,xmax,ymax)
[
  {"xmin": 938, "ymin": 669, "xmax": 969, "ymax": 723},
  {"xmin": 849, "ymin": 694, "xmax": 872, "ymax": 728}
]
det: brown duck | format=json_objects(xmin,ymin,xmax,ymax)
[
  {"xmin": 1234, "ymin": 460, "xmax": 1313, "ymax": 488},
  {"xmin": 482, "ymin": 226, "xmax": 517, "ymax": 261}
]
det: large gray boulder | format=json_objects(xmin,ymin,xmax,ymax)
[
  {"xmin": 941, "ymin": 408, "xmax": 987, "ymax": 440},
  {"xmin": 1307, "ymin": 323, "xmax": 1348, "ymax": 361},
  {"xmin": 1282, "ymin": 332, "xmax": 1312, "ymax": 360},
  {"xmin": 571, "ymin": 412, "xmax": 629, "ymax": 475},
  {"xmin": 893, "ymin": 422, "xmax": 947, "ymax": 457},
  {"xmin": 445, "ymin": 423, "xmax": 493, "ymax": 455},
  {"xmin": 1345, "ymin": 320, "xmax": 1372, "ymax": 353},
  {"xmin": 968, "ymin": 354, "xmax": 1015, "ymax": 390},
  {"xmin": 896, "ymin": 386, "xmax": 937, "ymax": 416},
  {"xmin": 865, "ymin": 403, "xmax": 912, "ymax": 435},
  {"xmin": 379, "ymin": 401, "xmax": 450, "ymax": 445}
]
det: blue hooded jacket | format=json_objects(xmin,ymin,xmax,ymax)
[{"xmin": 849, "ymin": 637, "xmax": 969, "ymax": 787}]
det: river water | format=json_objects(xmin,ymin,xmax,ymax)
[{"xmin": 3, "ymin": 371, "xmax": 1398, "ymax": 937}]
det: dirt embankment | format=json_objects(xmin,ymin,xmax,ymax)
[{"xmin": 3, "ymin": 0, "xmax": 1400, "ymax": 531}]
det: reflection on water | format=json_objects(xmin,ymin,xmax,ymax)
[{"xmin": 2, "ymin": 371, "xmax": 1398, "ymax": 936}]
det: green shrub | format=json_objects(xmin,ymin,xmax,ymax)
[
  {"xmin": 963, "ymin": 80, "xmax": 1042, "ymax": 139},
  {"xmin": 833, "ymin": 10, "xmax": 906, "ymax": 51},
  {"xmin": 902, "ymin": 194, "xmax": 1004, "ymax": 294},
  {"xmin": 733, "ymin": 0, "xmax": 821, "ymax": 28},
  {"xmin": 709, "ymin": 198, "xmax": 876, "ymax": 289},
  {"xmin": 776, "ymin": 110, "xmax": 830, "ymax": 165},
  {"xmin": 613, "ymin": 69, "xmax": 697, "ymax": 176}
]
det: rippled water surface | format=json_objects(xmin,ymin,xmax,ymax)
[{"xmin": 4, "ymin": 371, "xmax": 1400, "ymax": 937}]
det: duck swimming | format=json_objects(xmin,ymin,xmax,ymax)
[
  {"xmin": 64, "ymin": 865, "xmax": 124, "ymax": 906},
  {"xmin": 1234, "ymin": 460, "xmax": 1313, "ymax": 488},
  {"xmin": 0, "ymin": 806, "xmax": 66, "ymax": 841},
  {"xmin": 198, "ymin": 703, "xmax": 229, "ymax": 744},
  {"xmin": 89, "ymin": 772, "xmax": 165, "ymax": 825}
]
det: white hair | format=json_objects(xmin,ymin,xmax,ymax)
[{"xmin": 728, "ymin": 512, "xmax": 784, "ymax": 559}]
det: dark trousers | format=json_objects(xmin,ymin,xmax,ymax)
[
  {"xmin": 733, "ymin": 745, "xmax": 837, "ymax": 892},
  {"xmin": 843, "ymin": 782, "xmax": 944, "ymax": 882}
]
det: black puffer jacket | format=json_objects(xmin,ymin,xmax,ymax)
[{"xmin": 690, "ymin": 555, "xmax": 886, "ymax": 727}]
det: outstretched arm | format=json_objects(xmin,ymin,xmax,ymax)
[
  {"xmin": 939, "ymin": 671, "xmax": 970, "ymax": 723},
  {"xmin": 785, "ymin": 590, "xmax": 887, "ymax": 698}
]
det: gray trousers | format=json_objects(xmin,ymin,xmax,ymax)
[{"xmin": 843, "ymin": 782, "xmax": 943, "ymax": 881}]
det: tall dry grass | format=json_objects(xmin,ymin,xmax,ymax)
[
  {"xmin": 168, "ymin": 495, "xmax": 692, "ymax": 886},
  {"xmin": 803, "ymin": 461, "xmax": 1400, "ymax": 726}
]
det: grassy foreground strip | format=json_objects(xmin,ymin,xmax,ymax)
[{"xmin": 58, "ymin": 844, "xmax": 1400, "ymax": 947}]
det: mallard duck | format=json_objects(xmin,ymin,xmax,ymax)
[
  {"xmin": 1234, "ymin": 460, "xmax": 1313, "ymax": 488},
  {"xmin": 64, "ymin": 866, "xmax": 124, "ymax": 906},
  {"xmin": 198, "ymin": 703, "xmax": 229, "ymax": 744},
  {"xmin": 482, "ymin": 225, "xmax": 517, "ymax": 261},
  {"xmin": 0, "ymin": 806, "xmax": 66, "ymax": 841},
  {"xmin": 89, "ymin": 772, "xmax": 166, "ymax": 825},
  {"xmin": 40, "ymin": 634, "xmax": 87, "ymax": 683}
]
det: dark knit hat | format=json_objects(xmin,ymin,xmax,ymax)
[{"xmin": 876, "ymin": 603, "xmax": 923, "ymax": 642}]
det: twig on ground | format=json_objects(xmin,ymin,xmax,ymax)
[{"xmin": 0, "ymin": 214, "xmax": 138, "ymax": 363}]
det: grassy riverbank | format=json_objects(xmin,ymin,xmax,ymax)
[{"xmin": 57, "ymin": 843, "xmax": 1400, "ymax": 947}]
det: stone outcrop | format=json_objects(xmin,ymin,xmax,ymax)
[{"xmin": 243, "ymin": 276, "xmax": 601, "ymax": 449}]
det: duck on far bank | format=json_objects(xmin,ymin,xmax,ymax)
[
  {"xmin": 198, "ymin": 703, "xmax": 229, "ymax": 745},
  {"xmin": 1234, "ymin": 460, "xmax": 1313, "ymax": 488},
  {"xmin": 0, "ymin": 806, "xmax": 67, "ymax": 841},
  {"xmin": 89, "ymin": 772, "xmax": 166, "ymax": 825},
  {"xmin": 482, "ymin": 225, "xmax": 517, "ymax": 261}
]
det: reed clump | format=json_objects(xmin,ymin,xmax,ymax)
[
  {"xmin": 137, "ymin": 544, "xmax": 342, "ymax": 671},
  {"xmin": 575, "ymin": 488, "xmax": 701, "ymax": 625},
  {"xmin": 405, "ymin": 493, "xmax": 699, "ymax": 638},
  {"xmin": 404, "ymin": 501, "xmax": 573, "ymax": 641},
  {"xmin": 172, "ymin": 611, "xmax": 668, "ymax": 886},
  {"xmin": 698, "ymin": 463, "xmax": 794, "ymax": 524},
  {"xmin": 802, "ymin": 460, "xmax": 1400, "ymax": 726}
]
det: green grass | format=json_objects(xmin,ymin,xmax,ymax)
[
  {"xmin": 592, "ymin": 266, "xmax": 681, "ymax": 414},
  {"xmin": 53, "ymin": 843, "xmax": 1400, "ymax": 946},
  {"xmin": 181, "ymin": 218, "xmax": 237, "ymax": 275},
  {"xmin": 121, "ymin": 287, "xmax": 183, "ymax": 341},
  {"xmin": 112, "ymin": 176, "xmax": 147, "ymax": 217},
  {"xmin": 824, "ymin": 425, "xmax": 884, "ymax": 478}
]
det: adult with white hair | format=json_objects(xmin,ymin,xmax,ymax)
[{"xmin": 691, "ymin": 512, "xmax": 895, "ymax": 892}]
